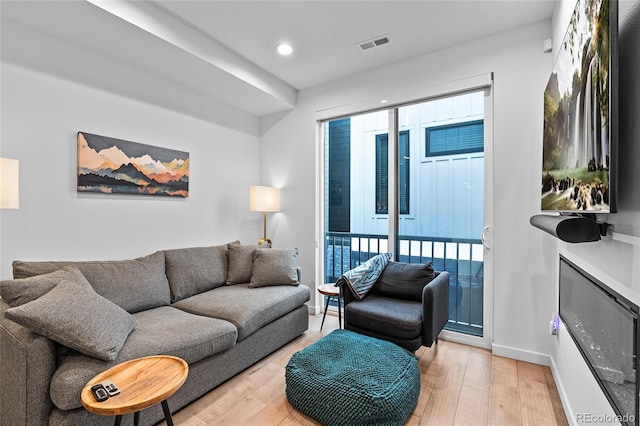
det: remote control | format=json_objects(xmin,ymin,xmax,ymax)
[
  {"xmin": 102, "ymin": 379, "xmax": 120, "ymax": 396},
  {"xmin": 90, "ymin": 384, "xmax": 109, "ymax": 402}
]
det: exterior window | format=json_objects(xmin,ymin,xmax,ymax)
[
  {"xmin": 327, "ymin": 118, "xmax": 351, "ymax": 232},
  {"xmin": 425, "ymin": 120, "xmax": 484, "ymax": 157},
  {"xmin": 375, "ymin": 130, "xmax": 409, "ymax": 215}
]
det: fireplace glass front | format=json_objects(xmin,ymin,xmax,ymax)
[{"xmin": 559, "ymin": 255, "xmax": 638, "ymax": 426}]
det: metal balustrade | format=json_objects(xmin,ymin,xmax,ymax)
[{"xmin": 325, "ymin": 232, "xmax": 484, "ymax": 337}]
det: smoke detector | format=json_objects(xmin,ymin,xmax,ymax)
[{"xmin": 357, "ymin": 34, "xmax": 391, "ymax": 51}]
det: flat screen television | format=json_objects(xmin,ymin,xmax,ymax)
[{"xmin": 541, "ymin": 0, "xmax": 618, "ymax": 213}]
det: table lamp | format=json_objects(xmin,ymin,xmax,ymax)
[
  {"xmin": 249, "ymin": 185, "xmax": 280, "ymax": 245},
  {"xmin": 0, "ymin": 158, "xmax": 19, "ymax": 209}
]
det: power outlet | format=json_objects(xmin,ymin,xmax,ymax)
[{"xmin": 549, "ymin": 312, "xmax": 560, "ymax": 335}]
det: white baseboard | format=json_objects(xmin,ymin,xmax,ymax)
[
  {"xmin": 491, "ymin": 343, "xmax": 552, "ymax": 366},
  {"xmin": 548, "ymin": 356, "xmax": 577, "ymax": 426},
  {"xmin": 440, "ymin": 330, "xmax": 491, "ymax": 349},
  {"xmin": 306, "ymin": 303, "xmax": 321, "ymax": 315}
]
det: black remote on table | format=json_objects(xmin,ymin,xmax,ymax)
[
  {"xmin": 102, "ymin": 379, "xmax": 120, "ymax": 396},
  {"xmin": 90, "ymin": 384, "xmax": 109, "ymax": 402}
]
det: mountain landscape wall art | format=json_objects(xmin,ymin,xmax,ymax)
[{"xmin": 77, "ymin": 132, "xmax": 189, "ymax": 197}]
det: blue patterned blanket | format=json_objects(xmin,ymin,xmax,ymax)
[{"xmin": 336, "ymin": 253, "xmax": 392, "ymax": 300}]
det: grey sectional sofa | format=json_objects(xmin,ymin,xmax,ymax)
[{"xmin": 0, "ymin": 243, "xmax": 310, "ymax": 426}]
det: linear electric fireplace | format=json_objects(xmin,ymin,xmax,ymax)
[{"xmin": 559, "ymin": 255, "xmax": 639, "ymax": 425}]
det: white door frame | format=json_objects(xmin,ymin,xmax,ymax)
[{"xmin": 315, "ymin": 73, "xmax": 494, "ymax": 349}]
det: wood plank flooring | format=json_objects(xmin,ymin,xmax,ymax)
[{"xmin": 164, "ymin": 314, "xmax": 568, "ymax": 426}]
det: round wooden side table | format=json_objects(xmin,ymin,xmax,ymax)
[
  {"xmin": 81, "ymin": 355, "xmax": 188, "ymax": 426},
  {"xmin": 318, "ymin": 283, "xmax": 342, "ymax": 330}
]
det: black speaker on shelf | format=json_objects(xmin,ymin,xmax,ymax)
[{"xmin": 529, "ymin": 214, "xmax": 603, "ymax": 243}]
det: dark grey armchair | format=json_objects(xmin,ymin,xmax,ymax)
[{"xmin": 343, "ymin": 261, "xmax": 449, "ymax": 352}]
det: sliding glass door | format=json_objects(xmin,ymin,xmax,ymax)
[
  {"xmin": 321, "ymin": 87, "xmax": 490, "ymax": 343},
  {"xmin": 395, "ymin": 94, "xmax": 485, "ymax": 337},
  {"xmin": 324, "ymin": 111, "xmax": 389, "ymax": 283}
]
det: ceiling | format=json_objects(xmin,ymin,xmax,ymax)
[
  {"xmin": 156, "ymin": 1, "xmax": 557, "ymax": 90},
  {"xmin": 1, "ymin": 1, "xmax": 557, "ymax": 117}
]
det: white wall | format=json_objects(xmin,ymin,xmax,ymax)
[
  {"xmin": 548, "ymin": 1, "xmax": 640, "ymax": 424},
  {"xmin": 0, "ymin": 61, "xmax": 265, "ymax": 277},
  {"xmin": 2, "ymin": 2, "xmax": 637, "ymax": 421},
  {"xmin": 261, "ymin": 19, "xmax": 556, "ymax": 346}
]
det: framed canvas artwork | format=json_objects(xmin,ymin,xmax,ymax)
[{"xmin": 77, "ymin": 132, "xmax": 189, "ymax": 197}]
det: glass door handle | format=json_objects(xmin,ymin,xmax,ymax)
[{"xmin": 481, "ymin": 226, "xmax": 491, "ymax": 250}]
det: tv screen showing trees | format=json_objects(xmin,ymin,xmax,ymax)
[{"xmin": 542, "ymin": 0, "xmax": 617, "ymax": 213}]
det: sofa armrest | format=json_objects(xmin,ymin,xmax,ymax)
[
  {"xmin": 0, "ymin": 299, "xmax": 57, "ymax": 426},
  {"xmin": 421, "ymin": 271, "xmax": 449, "ymax": 347}
]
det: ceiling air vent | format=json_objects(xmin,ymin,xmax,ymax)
[{"xmin": 357, "ymin": 34, "xmax": 391, "ymax": 51}]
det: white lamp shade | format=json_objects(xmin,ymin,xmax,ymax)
[
  {"xmin": 249, "ymin": 186, "xmax": 280, "ymax": 212},
  {"xmin": 0, "ymin": 158, "xmax": 19, "ymax": 209}
]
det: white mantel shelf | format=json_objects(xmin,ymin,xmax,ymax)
[{"xmin": 612, "ymin": 232, "xmax": 640, "ymax": 247}]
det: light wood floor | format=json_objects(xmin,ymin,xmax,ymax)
[{"xmin": 165, "ymin": 314, "xmax": 569, "ymax": 426}]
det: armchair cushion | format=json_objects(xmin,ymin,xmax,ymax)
[
  {"xmin": 345, "ymin": 294, "xmax": 422, "ymax": 341},
  {"xmin": 373, "ymin": 261, "xmax": 435, "ymax": 301}
]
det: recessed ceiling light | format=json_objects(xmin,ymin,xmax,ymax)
[
  {"xmin": 276, "ymin": 43, "xmax": 293, "ymax": 56},
  {"xmin": 380, "ymin": 99, "xmax": 388, "ymax": 104}
]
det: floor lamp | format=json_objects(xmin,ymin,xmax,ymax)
[
  {"xmin": 0, "ymin": 158, "xmax": 19, "ymax": 280},
  {"xmin": 0, "ymin": 158, "xmax": 19, "ymax": 209},
  {"xmin": 249, "ymin": 186, "xmax": 280, "ymax": 246}
]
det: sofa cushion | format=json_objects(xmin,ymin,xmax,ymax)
[
  {"xmin": 172, "ymin": 284, "xmax": 310, "ymax": 340},
  {"xmin": 345, "ymin": 294, "xmax": 422, "ymax": 340},
  {"xmin": 163, "ymin": 245, "xmax": 228, "ymax": 302},
  {"xmin": 12, "ymin": 251, "xmax": 170, "ymax": 313},
  {"xmin": 49, "ymin": 306, "xmax": 237, "ymax": 411},
  {"xmin": 0, "ymin": 266, "xmax": 85, "ymax": 307},
  {"xmin": 249, "ymin": 248, "xmax": 299, "ymax": 288},
  {"xmin": 226, "ymin": 244, "xmax": 259, "ymax": 284},
  {"xmin": 4, "ymin": 271, "xmax": 136, "ymax": 361},
  {"xmin": 373, "ymin": 261, "xmax": 436, "ymax": 301}
]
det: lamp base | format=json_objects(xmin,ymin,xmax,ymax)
[{"xmin": 258, "ymin": 238, "xmax": 272, "ymax": 247}]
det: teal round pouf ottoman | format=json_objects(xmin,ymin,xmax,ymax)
[{"xmin": 285, "ymin": 329, "xmax": 420, "ymax": 426}]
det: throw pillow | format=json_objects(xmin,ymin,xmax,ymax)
[
  {"xmin": 226, "ymin": 244, "xmax": 259, "ymax": 284},
  {"xmin": 0, "ymin": 266, "xmax": 86, "ymax": 307},
  {"xmin": 374, "ymin": 261, "xmax": 436, "ymax": 301},
  {"xmin": 249, "ymin": 248, "xmax": 300, "ymax": 288},
  {"xmin": 336, "ymin": 253, "xmax": 392, "ymax": 300},
  {"xmin": 4, "ymin": 273, "xmax": 136, "ymax": 361}
]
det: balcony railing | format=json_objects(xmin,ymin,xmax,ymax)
[{"xmin": 325, "ymin": 232, "xmax": 484, "ymax": 337}]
